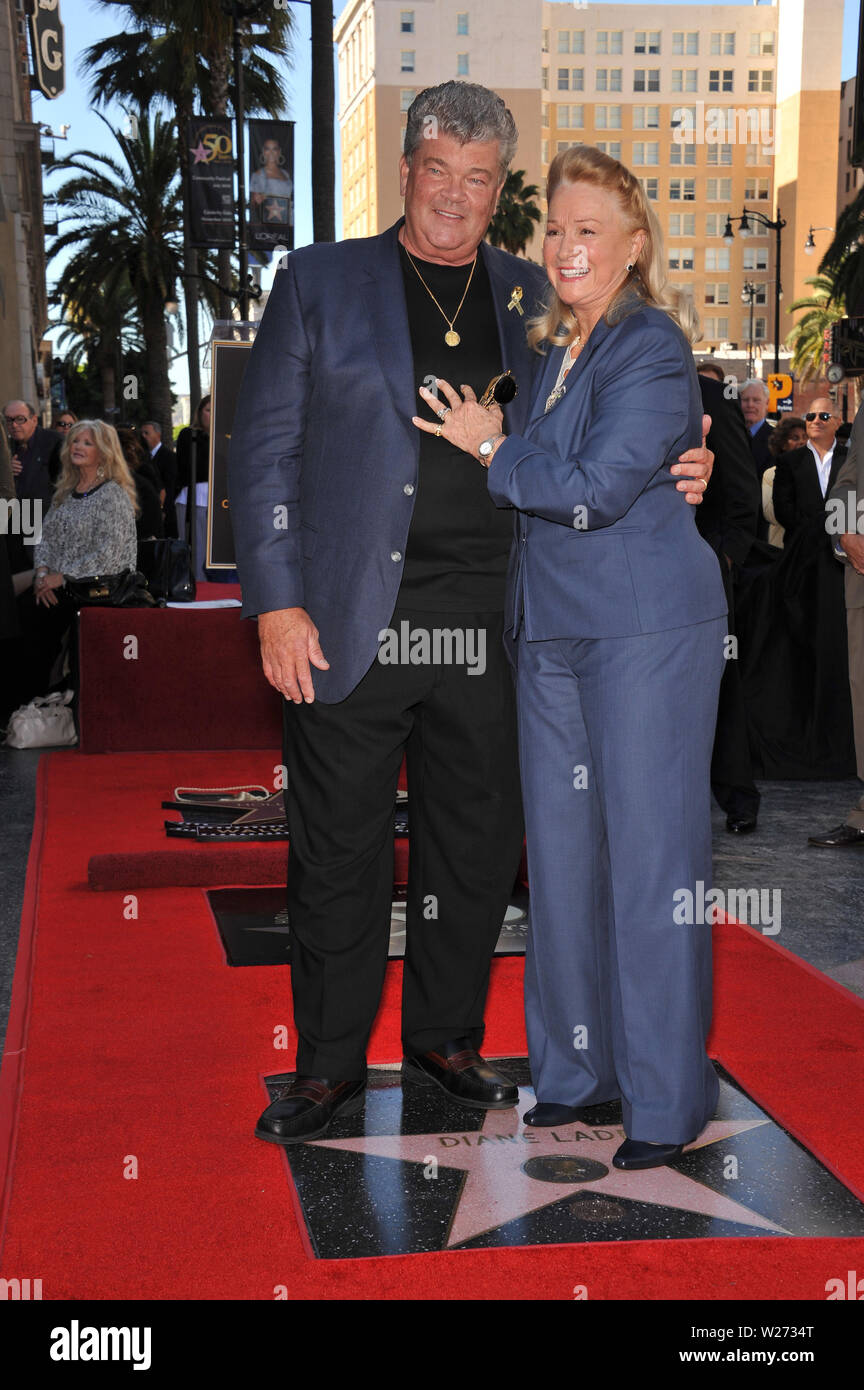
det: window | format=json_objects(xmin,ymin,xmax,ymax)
[
  {"xmin": 556, "ymin": 141, "xmax": 572, "ymax": 153},
  {"xmin": 541, "ymin": 66, "xmax": 548, "ymax": 91},
  {"xmin": 634, "ymin": 31, "xmax": 661, "ymax": 54},
  {"xmin": 743, "ymin": 247, "xmax": 769, "ymax": 271},
  {"xmin": 705, "ymin": 247, "xmax": 730, "ymax": 271},
  {"xmin": 669, "ymin": 213, "xmax": 695, "ymax": 237},
  {"xmin": 400, "ymin": 10, "xmax": 414, "ymax": 33},
  {"xmin": 542, "ymin": 28, "xmax": 549, "ymax": 53},
  {"xmin": 557, "ymin": 104, "xmax": 584, "ymax": 129},
  {"xmin": 670, "ymin": 143, "xmax": 696, "ymax": 165},
  {"xmin": 596, "ymin": 30, "xmax": 622, "ymax": 54},
  {"xmin": 705, "ymin": 214, "xmax": 721, "ymax": 236},
  {"xmin": 702, "ymin": 317, "xmax": 729, "ymax": 341},
  {"xmin": 749, "ymin": 32, "xmax": 775, "ymax": 56},
  {"xmin": 704, "ymin": 283, "xmax": 729, "ymax": 305},
  {"xmin": 634, "ymin": 68, "xmax": 660, "ymax": 92},
  {"xmin": 710, "ymin": 32, "xmax": 735, "ymax": 55},
  {"xmin": 632, "ymin": 141, "xmax": 659, "ymax": 165},
  {"xmin": 632, "ymin": 106, "xmax": 660, "ymax": 130},
  {"xmin": 595, "ymin": 141, "xmax": 622, "ymax": 161},
  {"xmin": 706, "ymin": 178, "xmax": 732, "ymax": 201},
  {"xmin": 597, "ymin": 68, "xmax": 622, "ymax": 92},
  {"xmin": 457, "ymin": 13, "xmax": 468, "ymax": 36},
  {"xmin": 597, "ymin": 68, "xmax": 607, "ymax": 91},
  {"xmin": 746, "ymin": 143, "xmax": 761, "ymax": 166},
  {"xmin": 669, "ymin": 178, "xmax": 695, "ymax": 201},
  {"xmin": 748, "ymin": 69, "xmax": 774, "ymax": 94},
  {"xmin": 749, "ymin": 317, "xmax": 767, "ymax": 341},
  {"xmin": 640, "ymin": 177, "xmax": 658, "ymax": 201},
  {"xmin": 668, "ymin": 247, "xmax": 694, "ymax": 271},
  {"xmin": 559, "ymin": 67, "xmax": 584, "ymax": 91},
  {"xmin": 401, "ymin": 51, "xmax": 415, "ymax": 72},
  {"xmin": 745, "ymin": 176, "xmax": 770, "ymax": 201},
  {"xmin": 672, "ymin": 31, "xmax": 699, "ymax": 55},
  {"xmin": 594, "ymin": 106, "xmax": 622, "ymax": 130},
  {"xmin": 400, "ymin": 89, "xmax": 415, "ymax": 112},
  {"xmin": 456, "ymin": 53, "xmax": 469, "ymax": 76},
  {"xmin": 709, "ymin": 70, "xmax": 734, "ymax": 93},
  {"xmin": 671, "ymin": 69, "xmax": 698, "ymax": 93},
  {"xmin": 707, "ymin": 144, "xmax": 733, "ymax": 166},
  {"xmin": 542, "ymin": 139, "xmax": 549, "ymax": 164},
  {"xmin": 557, "ymin": 30, "xmax": 585, "ymax": 54}
]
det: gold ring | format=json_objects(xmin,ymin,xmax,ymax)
[{"xmin": 435, "ymin": 424, "xmax": 443, "ymax": 437}]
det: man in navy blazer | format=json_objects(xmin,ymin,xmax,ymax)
[{"xmin": 228, "ymin": 82, "xmax": 713, "ymax": 1146}]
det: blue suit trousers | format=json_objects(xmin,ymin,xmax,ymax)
[{"xmin": 516, "ymin": 616, "xmax": 727, "ymax": 1143}]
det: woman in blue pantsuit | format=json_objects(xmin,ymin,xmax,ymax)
[{"xmin": 414, "ymin": 146, "xmax": 728, "ymax": 1169}]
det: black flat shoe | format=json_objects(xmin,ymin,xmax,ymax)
[
  {"xmin": 808, "ymin": 823, "xmax": 864, "ymax": 848},
  {"xmin": 726, "ymin": 815, "xmax": 757, "ymax": 834},
  {"xmin": 403, "ymin": 1036, "xmax": 518, "ymax": 1109},
  {"xmin": 255, "ymin": 1075, "xmax": 366, "ymax": 1145},
  {"xmin": 524, "ymin": 1102, "xmax": 588, "ymax": 1127},
  {"xmin": 612, "ymin": 1138, "xmax": 695, "ymax": 1170}
]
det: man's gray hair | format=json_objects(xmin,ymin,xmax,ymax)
[
  {"xmin": 142, "ymin": 419, "xmax": 162, "ymax": 432},
  {"xmin": 4, "ymin": 400, "xmax": 36, "ymax": 416},
  {"xmin": 742, "ymin": 377, "xmax": 770, "ymax": 398},
  {"xmin": 403, "ymin": 82, "xmax": 517, "ymax": 183}
]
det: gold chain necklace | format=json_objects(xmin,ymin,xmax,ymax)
[{"xmin": 403, "ymin": 246, "xmax": 478, "ymax": 347}]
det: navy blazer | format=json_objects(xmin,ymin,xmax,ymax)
[
  {"xmin": 487, "ymin": 293, "xmax": 728, "ymax": 641},
  {"xmin": 228, "ymin": 218, "xmax": 548, "ymax": 703}
]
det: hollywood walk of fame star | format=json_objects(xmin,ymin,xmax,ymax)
[
  {"xmin": 311, "ymin": 1086, "xmax": 787, "ymax": 1248},
  {"xmin": 190, "ymin": 140, "xmax": 210, "ymax": 164},
  {"xmin": 263, "ymin": 197, "xmax": 287, "ymax": 223}
]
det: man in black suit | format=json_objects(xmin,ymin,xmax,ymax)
[
  {"xmin": 773, "ymin": 398, "xmax": 846, "ymax": 529},
  {"xmin": 697, "ymin": 367, "xmax": 763, "ymax": 833},
  {"xmin": 3, "ymin": 401, "xmax": 62, "ymax": 574},
  {"xmin": 141, "ymin": 420, "xmax": 178, "ymax": 537},
  {"xmin": 740, "ymin": 378, "xmax": 775, "ymax": 480}
]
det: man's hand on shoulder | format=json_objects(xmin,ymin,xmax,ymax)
[
  {"xmin": 671, "ymin": 412, "xmax": 714, "ymax": 505},
  {"xmin": 258, "ymin": 607, "xmax": 330, "ymax": 704}
]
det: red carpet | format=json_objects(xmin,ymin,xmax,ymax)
[{"xmin": 1, "ymin": 750, "xmax": 863, "ymax": 1299}]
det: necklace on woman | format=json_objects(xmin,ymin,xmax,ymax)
[
  {"xmin": 403, "ymin": 246, "xmax": 478, "ymax": 347},
  {"xmin": 545, "ymin": 336, "xmax": 582, "ymax": 413},
  {"xmin": 73, "ymin": 474, "xmax": 104, "ymax": 498}
]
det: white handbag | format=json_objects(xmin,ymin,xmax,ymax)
[{"xmin": 4, "ymin": 691, "xmax": 77, "ymax": 748}]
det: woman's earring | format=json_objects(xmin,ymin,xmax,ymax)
[
  {"xmin": 625, "ymin": 262, "xmax": 634, "ymax": 272},
  {"xmin": 96, "ymin": 465, "xmax": 105, "ymax": 479}
]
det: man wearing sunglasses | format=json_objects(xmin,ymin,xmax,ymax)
[
  {"xmin": 772, "ymin": 398, "xmax": 845, "ymax": 534},
  {"xmin": 3, "ymin": 401, "xmax": 61, "ymax": 515}
]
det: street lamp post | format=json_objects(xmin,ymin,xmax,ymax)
[
  {"xmin": 804, "ymin": 224, "xmax": 835, "ymax": 256},
  {"xmin": 723, "ymin": 207, "xmax": 786, "ymax": 376},
  {"xmin": 741, "ymin": 281, "xmax": 757, "ymax": 378},
  {"xmin": 221, "ymin": 0, "xmax": 271, "ymax": 324}
]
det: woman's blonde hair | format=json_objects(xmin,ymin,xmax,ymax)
[
  {"xmin": 527, "ymin": 144, "xmax": 699, "ymax": 351},
  {"xmin": 52, "ymin": 419, "xmax": 140, "ymax": 515}
]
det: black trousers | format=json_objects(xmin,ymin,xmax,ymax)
[
  {"xmin": 282, "ymin": 608, "xmax": 524, "ymax": 1080},
  {"xmin": 710, "ymin": 556, "xmax": 761, "ymax": 821}
]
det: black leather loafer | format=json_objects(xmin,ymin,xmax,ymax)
[
  {"xmin": 612, "ymin": 1137, "xmax": 695, "ymax": 1170},
  {"xmin": 726, "ymin": 815, "xmax": 757, "ymax": 834},
  {"xmin": 808, "ymin": 824, "xmax": 864, "ymax": 848},
  {"xmin": 524, "ymin": 1102, "xmax": 590, "ymax": 1127},
  {"xmin": 403, "ymin": 1036, "xmax": 518, "ymax": 1109},
  {"xmin": 254, "ymin": 1075, "xmax": 366, "ymax": 1145}
]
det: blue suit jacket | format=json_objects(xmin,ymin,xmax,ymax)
[
  {"xmin": 228, "ymin": 218, "xmax": 548, "ymax": 703},
  {"xmin": 487, "ymin": 292, "xmax": 728, "ymax": 640}
]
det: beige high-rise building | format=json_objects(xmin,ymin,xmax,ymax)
[{"xmin": 335, "ymin": 0, "xmax": 844, "ymax": 359}]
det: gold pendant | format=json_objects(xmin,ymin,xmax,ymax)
[{"xmin": 445, "ymin": 329, "xmax": 460, "ymax": 347}]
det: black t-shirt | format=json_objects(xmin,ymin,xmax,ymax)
[{"xmin": 397, "ymin": 243, "xmax": 512, "ymax": 612}]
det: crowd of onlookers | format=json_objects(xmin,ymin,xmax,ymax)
[{"xmin": 0, "ymin": 399, "xmax": 212, "ymax": 724}]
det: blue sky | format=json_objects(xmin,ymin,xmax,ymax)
[{"xmin": 36, "ymin": 0, "xmax": 862, "ymax": 395}]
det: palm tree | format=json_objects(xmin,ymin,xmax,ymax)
[
  {"xmin": 487, "ymin": 170, "xmax": 542, "ymax": 256},
  {"xmin": 50, "ymin": 252, "xmax": 139, "ymax": 418},
  {"xmin": 49, "ymin": 112, "xmax": 187, "ymax": 435},
  {"xmin": 310, "ymin": 0, "xmax": 335, "ymax": 242},
  {"xmin": 785, "ymin": 274, "xmax": 845, "ymax": 385},
  {"xmin": 819, "ymin": 190, "xmax": 864, "ymax": 319},
  {"xmin": 82, "ymin": 0, "xmax": 293, "ymax": 392}
]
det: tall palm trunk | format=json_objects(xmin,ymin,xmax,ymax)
[
  {"xmin": 100, "ymin": 355, "xmax": 117, "ymax": 417},
  {"xmin": 142, "ymin": 293, "xmax": 173, "ymax": 438},
  {"xmin": 310, "ymin": 0, "xmax": 335, "ymax": 243},
  {"xmin": 209, "ymin": 42, "xmax": 234, "ymax": 321},
  {"xmin": 175, "ymin": 101, "xmax": 202, "ymax": 407}
]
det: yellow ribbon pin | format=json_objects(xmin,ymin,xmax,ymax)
[{"xmin": 507, "ymin": 286, "xmax": 524, "ymax": 315}]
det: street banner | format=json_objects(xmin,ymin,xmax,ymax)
[
  {"xmin": 186, "ymin": 118, "xmax": 235, "ymax": 249},
  {"xmin": 248, "ymin": 120, "xmax": 295, "ymax": 259}
]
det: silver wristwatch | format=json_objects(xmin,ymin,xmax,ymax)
[{"xmin": 478, "ymin": 432, "xmax": 506, "ymax": 464}]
